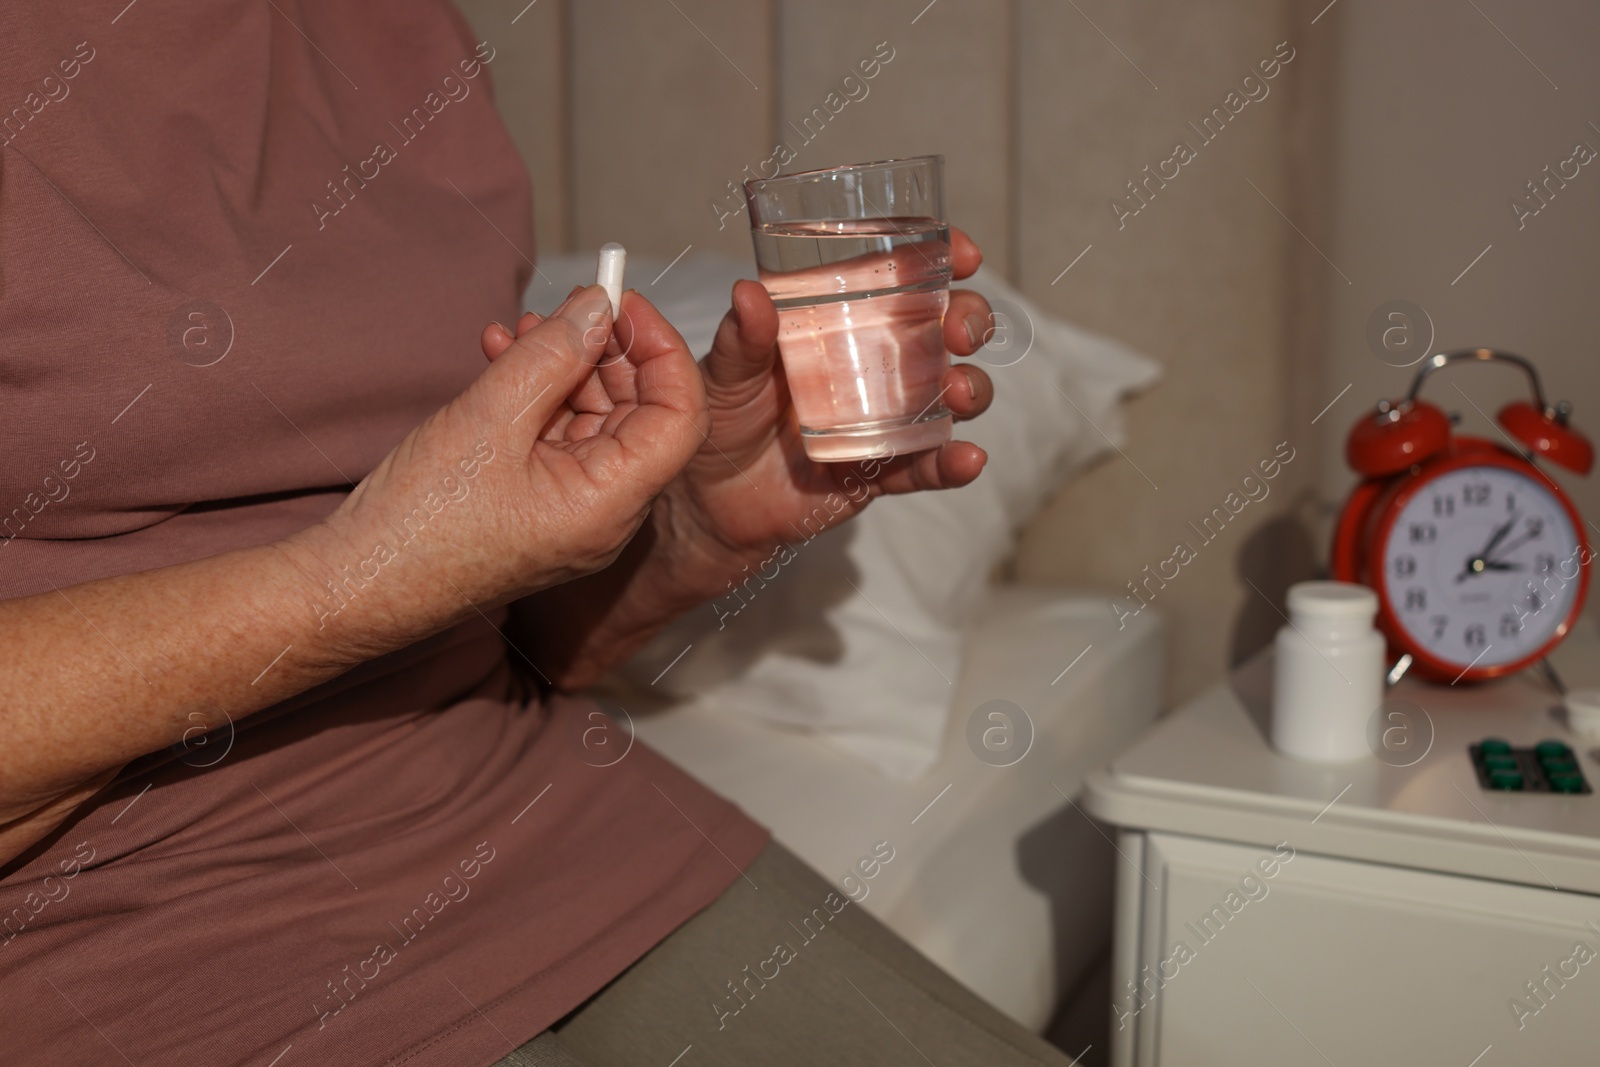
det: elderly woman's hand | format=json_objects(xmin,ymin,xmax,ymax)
[
  {"xmin": 664, "ymin": 227, "xmax": 994, "ymax": 571},
  {"xmin": 304, "ymin": 285, "xmax": 707, "ymax": 636}
]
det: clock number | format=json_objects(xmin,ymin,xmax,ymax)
[
  {"xmin": 1526, "ymin": 589, "xmax": 1544, "ymax": 613},
  {"xmin": 1535, "ymin": 552, "xmax": 1556, "ymax": 574},
  {"xmin": 1462, "ymin": 483, "xmax": 1490, "ymax": 506},
  {"xmin": 1403, "ymin": 588, "xmax": 1427, "ymax": 611},
  {"xmin": 1523, "ymin": 517, "xmax": 1544, "ymax": 540},
  {"xmin": 1464, "ymin": 624, "xmax": 1487, "ymax": 648},
  {"xmin": 1431, "ymin": 615, "xmax": 1449, "ymax": 640},
  {"xmin": 1432, "ymin": 496, "xmax": 1455, "ymax": 518},
  {"xmin": 1393, "ymin": 555, "xmax": 1416, "ymax": 577},
  {"xmin": 1409, "ymin": 522, "xmax": 1437, "ymax": 544},
  {"xmin": 1505, "ymin": 492, "xmax": 1516, "ymax": 513},
  {"xmin": 1500, "ymin": 613, "xmax": 1523, "ymax": 637}
]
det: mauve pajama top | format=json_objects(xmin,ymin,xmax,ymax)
[{"xmin": 0, "ymin": 3, "xmax": 766, "ymax": 1064}]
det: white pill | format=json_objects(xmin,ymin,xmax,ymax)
[{"xmin": 596, "ymin": 242, "xmax": 626, "ymax": 321}]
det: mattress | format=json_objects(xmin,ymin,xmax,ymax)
[{"xmin": 613, "ymin": 584, "xmax": 1165, "ymax": 1029}]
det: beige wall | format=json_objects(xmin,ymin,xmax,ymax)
[
  {"xmin": 1010, "ymin": 0, "xmax": 1333, "ymax": 704},
  {"xmin": 455, "ymin": 0, "xmax": 1334, "ymax": 707},
  {"xmin": 1311, "ymin": 1, "xmax": 1600, "ymax": 591}
]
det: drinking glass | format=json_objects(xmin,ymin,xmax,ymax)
[{"xmin": 745, "ymin": 156, "xmax": 952, "ymax": 463}]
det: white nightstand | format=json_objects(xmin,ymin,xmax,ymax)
[{"xmin": 1084, "ymin": 616, "xmax": 1600, "ymax": 1065}]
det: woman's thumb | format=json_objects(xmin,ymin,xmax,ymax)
[{"xmin": 703, "ymin": 279, "xmax": 780, "ymax": 390}]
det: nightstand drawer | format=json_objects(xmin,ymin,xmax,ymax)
[{"xmin": 1119, "ymin": 832, "xmax": 1600, "ymax": 1064}]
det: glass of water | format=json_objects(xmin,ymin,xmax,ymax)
[{"xmin": 744, "ymin": 156, "xmax": 952, "ymax": 463}]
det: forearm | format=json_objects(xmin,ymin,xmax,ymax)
[
  {"xmin": 0, "ymin": 519, "xmax": 469, "ymax": 850},
  {"xmin": 0, "ymin": 281, "xmax": 714, "ymax": 859}
]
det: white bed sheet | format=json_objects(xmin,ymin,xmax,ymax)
[{"xmin": 610, "ymin": 585, "xmax": 1165, "ymax": 1030}]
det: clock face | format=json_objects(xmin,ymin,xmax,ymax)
[{"xmin": 1378, "ymin": 464, "xmax": 1584, "ymax": 672}]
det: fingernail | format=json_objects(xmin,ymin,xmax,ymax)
[
  {"xmin": 554, "ymin": 284, "xmax": 611, "ymax": 327},
  {"xmin": 964, "ymin": 313, "xmax": 990, "ymax": 348},
  {"xmin": 551, "ymin": 285, "xmax": 586, "ymax": 316},
  {"xmin": 489, "ymin": 320, "xmax": 508, "ymax": 335}
]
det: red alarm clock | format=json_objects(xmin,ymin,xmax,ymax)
[{"xmin": 1332, "ymin": 349, "xmax": 1593, "ymax": 683}]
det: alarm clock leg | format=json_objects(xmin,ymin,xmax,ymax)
[{"xmin": 1540, "ymin": 658, "xmax": 1567, "ymax": 695}]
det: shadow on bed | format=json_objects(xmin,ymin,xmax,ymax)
[{"xmin": 1018, "ymin": 798, "xmax": 1116, "ymax": 1061}]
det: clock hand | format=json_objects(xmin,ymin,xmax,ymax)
[
  {"xmin": 1460, "ymin": 534, "xmax": 1538, "ymax": 581},
  {"xmin": 1478, "ymin": 512, "xmax": 1519, "ymax": 559},
  {"xmin": 1488, "ymin": 528, "xmax": 1541, "ymax": 561},
  {"xmin": 1456, "ymin": 511, "xmax": 1522, "ymax": 583}
]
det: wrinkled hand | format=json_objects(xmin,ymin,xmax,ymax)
[
  {"xmin": 480, "ymin": 230, "xmax": 995, "ymax": 571},
  {"xmin": 315, "ymin": 285, "xmax": 707, "ymax": 630}
]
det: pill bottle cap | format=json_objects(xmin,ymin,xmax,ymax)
[
  {"xmin": 1566, "ymin": 688, "xmax": 1600, "ymax": 739},
  {"xmin": 1286, "ymin": 580, "xmax": 1379, "ymax": 621}
]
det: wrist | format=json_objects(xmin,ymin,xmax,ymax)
[
  {"xmin": 274, "ymin": 516, "xmax": 454, "ymax": 666},
  {"xmin": 651, "ymin": 480, "xmax": 769, "ymax": 608}
]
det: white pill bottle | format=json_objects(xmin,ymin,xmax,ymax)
[{"xmin": 1270, "ymin": 581, "xmax": 1386, "ymax": 763}]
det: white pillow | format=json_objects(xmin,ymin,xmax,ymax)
[{"xmin": 525, "ymin": 252, "xmax": 1159, "ymax": 779}]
